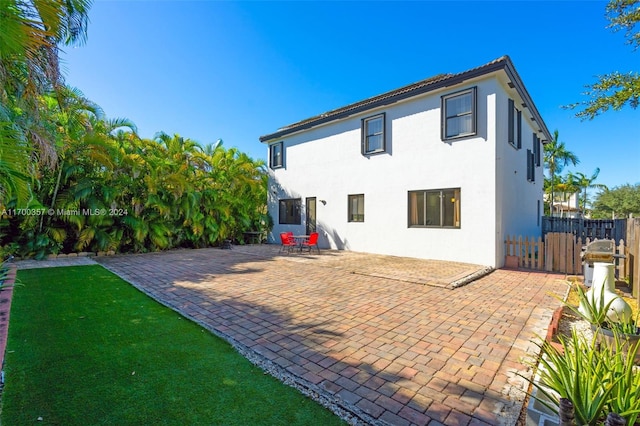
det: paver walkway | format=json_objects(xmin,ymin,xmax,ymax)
[{"xmin": 91, "ymin": 246, "xmax": 567, "ymax": 426}]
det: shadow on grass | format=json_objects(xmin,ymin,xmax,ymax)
[
  {"xmin": 4, "ymin": 265, "xmax": 348, "ymax": 426},
  {"xmin": 87, "ymin": 246, "xmax": 555, "ymax": 425}
]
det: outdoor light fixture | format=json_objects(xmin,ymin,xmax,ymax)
[{"xmin": 320, "ymin": 200, "xmax": 327, "ymax": 205}]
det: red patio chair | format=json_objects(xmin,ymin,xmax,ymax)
[
  {"xmin": 279, "ymin": 232, "xmax": 297, "ymax": 253},
  {"xmin": 300, "ymin": 232, "xmax": 320, "ymax": 254}
]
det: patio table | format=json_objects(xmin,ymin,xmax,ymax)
[{"xmin": 293, "ymin": 235, "xmax": 309, "ymax": 251}]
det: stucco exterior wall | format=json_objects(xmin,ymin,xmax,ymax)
[
  {"xmin": 494, "ymin": 80, "xmax": 545, "ymax": 266},
  {"xmin": 267, "ymin": 76, "xmax": 515, "ymax": 267}
]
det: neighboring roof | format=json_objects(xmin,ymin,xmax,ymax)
[{"xmin": 259, "ymin": 55, "xmax": 552, "ymax": 144}]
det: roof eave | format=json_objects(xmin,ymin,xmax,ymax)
[
  {"xmin": 260, "ymin": 56, "xmax": 552, "ymax": 144},
  {"xmin": 502, "ymin": 60, "xmax": 553, "ymax": 143}
]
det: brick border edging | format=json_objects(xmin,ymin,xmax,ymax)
[
  {"xmin": 0, "ymin": 264, "xmax": 17, "ymax": 379},
  {"xmin": 545, "ymin": 306, "xmax": 565, "ymax": 355}
]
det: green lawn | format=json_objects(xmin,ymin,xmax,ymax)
[{"xmin": 2, "ymin": 265, "xmax": 345, "ymax": 425}]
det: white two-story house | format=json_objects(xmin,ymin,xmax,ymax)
[{"xmin": 260, "ymin": 56, "xmax": 551, "ymax": 267}]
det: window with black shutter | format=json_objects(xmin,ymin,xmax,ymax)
[
  {"xmin": 527, "ymin": 149, "xmax": 535, "ymax": 182},
  {"xmin": 269, "ymin": 142, "xmax": 284, "ymax": 169}
]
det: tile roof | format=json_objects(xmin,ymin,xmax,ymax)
[{"xmin": 260, "ymin": 56, "xmax": 552, "ymax": 143}]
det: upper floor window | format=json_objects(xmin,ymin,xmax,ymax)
[
  {"xmin": 533, "ymin": 134, "xmax": 541, "ymax": 167},
  {"xmin": 508, "ymin": 98, "xmax": 522, "ymax": 149},
  {"xmin": 442, "ymin": 87, "xmax": 476, "ymax": 140},
  {"xmin": 279, "ymin": 198, "xmax": 301, "ymax": 224},
  {"xmin": 527, "ymin": 149, "xmax": 535, "ymax": 182},
  {"xmin": 348, "ymin": 194, "xmax": 364, "ymax": 222},
  {"xmin": 269, "ymin": 142, "xmax": 284, "ymax": 169},
  {"xmin": 408, "ymin": 188, "xmax": 461, "ymax": 228},
  {"xmin": 361, "ymin": 113, "xmax": 385, "ymax": 155}
]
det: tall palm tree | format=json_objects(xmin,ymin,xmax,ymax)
[
  {"xmin": 544, "ymin": 130, "xmax": 580, "ymax": 217},
  {"xmin": 569, "ymin": 169, "xmax": 608, "ymax": 218}
]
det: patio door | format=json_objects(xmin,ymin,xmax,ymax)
[{"xmin": 306, "ymin": 197, "xmax": 316, "ymax": 235}]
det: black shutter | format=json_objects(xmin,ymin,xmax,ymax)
[
  {"xmin": 532, "ymin": 133, "xmax": 537, "ymax": 169},
  {"xmin": 531, "ymin": 150, "xmax": 536, "ymax": 182},
  {"xmin": 380, "ymin": 113, "xmax": 386, "ymax": 153},
  {"xmin": 508, "ymin": 99, "xmax": 514, "ymax": 145},
  {"xmin": 535, "ymin": 136, "xmax": 541, "ymax": 166},
  {"xmin": 269, "ymin": 145, "xmax": 274, "ymax": 169},
  {"xmin": 440, "ymin": 96, "xmax": 446, "ymax": 141},
  {"xmin": 516, "ymin": 110, "xmax": 522, "ymax": 149},
  {"xmin": 361, "ymin": 119, "xmax": 365, "ymax": 155}
]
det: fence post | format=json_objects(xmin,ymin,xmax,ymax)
[
  {"xmin": 554, "ymin": 233, "xmax": 561, "ymax": 272},
  {"xmin": 617, "ymin": 239, "xmax": 625, "ymax": 280},
  {"xmin": 573, "ymin": 235, "xmax": 582, "ymax": 275},
  {"xmin": 560, "ymin": 233, "xmax": 568, "ymax": 273},
  {"xmin": 538, "ymin": 236, "xmax": 544, "ymax": 270},
  {"xmin": 628, "ymin": 218, "xmax": 640, "ymax": 302},
  {"xmin": 545, "ymin": 233, "xmax": 553, "ymax": 272},
  {"xmin": 517, "ymin": 235, "xmax": 523, "ymax": 268}
]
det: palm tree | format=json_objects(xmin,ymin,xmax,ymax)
[
  {"xmin": 544, "ymin": 130, "xmax": 580, "ymax": 217},
  {"xmin": 0, "ymin": 116, "xmax": 33, "ymax": 209},
  {"xmin": 554, "ymin": 174, "xmax": 580, "ymax": 217},
  {"xmin": 0, "ymin": 0, "xmax": 92, "ymax": 207},
  {"xmin": 569, "ymin": 169, "xmax": 608, "ymax": 218}
]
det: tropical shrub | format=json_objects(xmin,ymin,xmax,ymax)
[
  {"xmin": 1, "ymin": 95, "xmax": 268, "ymax": 257},
  {"xmin": 0, "ymin": 3, "xmax": 268, "ymax": 257}
]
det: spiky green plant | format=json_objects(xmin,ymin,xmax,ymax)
[
  {"xmin": 529, "ymin": 329, "xmax": 618, "ymax": 425},
  {"xmin": 523, "ymin": 326, "xmax": 640, "ymax": 425},
  {"xmin": 606, "ymin": 331, "xmax": 640, "ymax": 425}
]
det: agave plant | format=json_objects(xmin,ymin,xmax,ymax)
[
  {"xmin": 561, "ymin": 282, "xmax": 638, "ymax": 335},
  {"xmin": 525, "ymin": 327, "xmax": 640, "ymax": 426}
]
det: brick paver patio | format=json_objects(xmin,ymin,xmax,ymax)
[{"xmin": 90, "ymin": 246, "xmax": 567, "ymax": 426}]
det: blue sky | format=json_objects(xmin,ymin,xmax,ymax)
[{"xmin": 62, "ymin": 0, "xmax": 639, "ymax": 193}]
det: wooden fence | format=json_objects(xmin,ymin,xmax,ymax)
[
  {"xmin": 505, "ymin": 233, "xmax": 627, "ymax": 277},
  {"xmin": 542, "ymin": 217, "xmax": 627, "ymax": 242},
  {"xmin": 627, "ymin": 218, "xmax": 640, "ymax": 304}
]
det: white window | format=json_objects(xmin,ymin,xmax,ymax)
[
  {"xmin": 361, "ymin": 114, "xmax": 385, "ymax": 154},
  {"xmin": 269, "ymin": 142, "xmax": 283, "ymax": 169},
  {"xmin": 408, "ymin": 188, "xmax": 461, "ymax": 228},
  {"xmin": 442, "ymin": 88, "xmax": 477, "ymax": 140},
  {"xmin": 279, "ymin": 198, "xmax": 301, "ymax": 224},
  {"xmin": 348, "ymin": 194, "xmax": 364, "ymax": 222}
]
